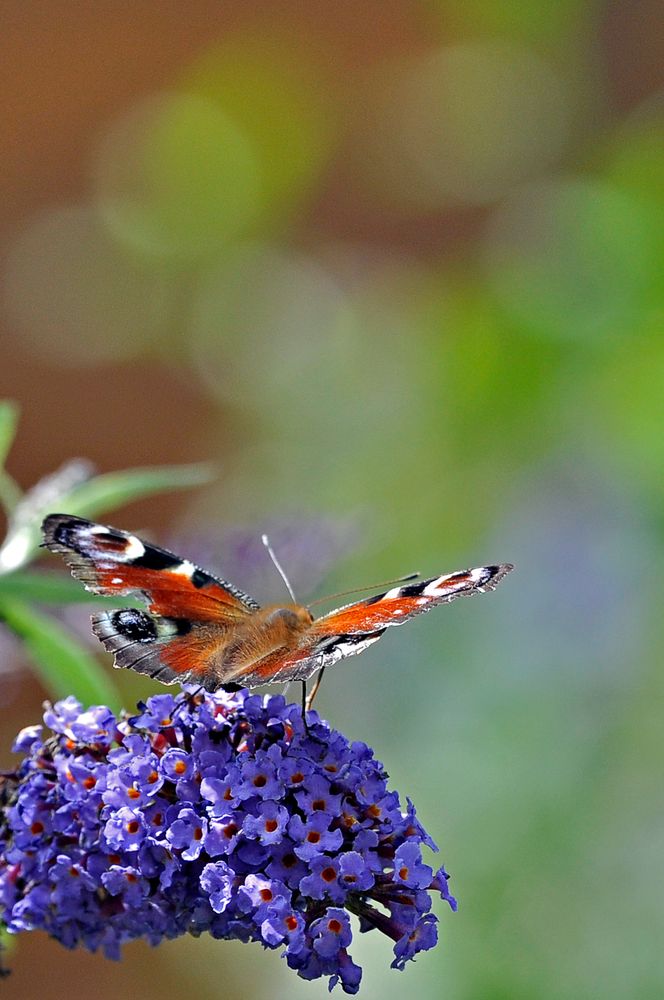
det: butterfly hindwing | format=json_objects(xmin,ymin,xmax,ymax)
[
  {"xmin": 90, "ymin": 609, "xmax": 222, "ymax": 690},
  {"xmin": 231, "ymin": 629, "xmax": 387, "ymax": 687}
]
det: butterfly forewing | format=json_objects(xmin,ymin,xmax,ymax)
[
  {"xmin": 42, "ymin": 514, "xmax": 259, "ymax": 618},
  {"xmin": 313, "ymin": 564, "xmax": 513, "ymax": 636}
]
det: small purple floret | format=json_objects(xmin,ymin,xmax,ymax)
[
  {"xmin": 0, "ymin": 687, "xmax": 456, "ymax": 993},
  {"xmin": 393, "ymin": 841, "xmax": 434, "ymax": 889}
]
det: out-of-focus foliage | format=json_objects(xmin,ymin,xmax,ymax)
[
  {"xmin": 0, "ymin": 2, "xmax": 662, "ymax": 997},
  {"xmin": 0, "ymin": 404, "xmax": 213, "ymax": 707}
]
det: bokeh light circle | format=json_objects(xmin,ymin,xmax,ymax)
[
  {"xmin": 605, "ymin": 92, "xmax": 664, "ymax": 210},
  {"xmin": 94, "ymin": 92, "xmax": 261, "ymax": 261},
  {"xmin": 354, "ymin": 41, "xmax": 568, "ymax": 210},
  {"xmin": 189, "ymin": 245, "xmax": 349, "ymax": 410},
  {"xmin": 182, "ymin": 32, "xmax": 336, "ymax": 227},
  {"xmin": 482, "ymin": 176, "xmax": 661, "ymax": 341},
  {"xmin": 3, "ymin": 205, "xmax": 173, "ymax": 366}
]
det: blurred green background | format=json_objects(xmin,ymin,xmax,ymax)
[{"xmin": 1, "ymin": 2, "xmax": 662, "ymax": 998}]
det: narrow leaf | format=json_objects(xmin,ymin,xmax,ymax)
[
  {"xmin": 0, "ymin": 596, "xmax": 122, "ymax": 709},
  {"xmin": 0, "ymin": 470, "xmax": 22, "ymax": 516},
  {"xmin": 0, "ymin": 400, "xmax": 20, "ymax": 468},
  {"xmin": 61, "ymin": 463, "xmax": 215, "ymax": 518},
  {"xmin": 0, "ymin": 462, "xmax": 214, "ymax": 573},
  {"xmin": 0, "ymin": 400, "xmax": 22, "ymax": 515},
  {"xmin": 0, "ymin": 460, "xmax": 93, "ymax": 571},
  {"xmin": 0, "ymin": 570, "xmax": 136, "ymax": 606}
]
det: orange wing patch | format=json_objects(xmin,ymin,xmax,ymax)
[
  {"xmin": 42, "ymin": 513, "xmax": 259, "ymax": 625},
  {"xmin": 94, "ymin": 567, "xmax": 250, "ymax": 622},
  {"xmin": 314, "ymin": 566, "xmax": 513, "ymax": 635}
]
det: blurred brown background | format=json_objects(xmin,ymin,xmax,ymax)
[{"xmin": 1, "ymin": 2, "xmax": 663, "ymax": 998}]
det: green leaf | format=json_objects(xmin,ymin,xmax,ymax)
[
  {"xmin": 0, "ymin": 922, "xmax": 15, "ymax": 967},
  {"xmin": 0, "ymin": 570, "xmax": 137, "ymax": 606},
  {"xmin": 0, "ymin": 400, "xmax": 22, "ymax": 515},
  {"xmin": 0, "ymin": 400, "xmax": 19, "ymax": 468},
  {"xmin": 0, "ymin": 596, "xmax": 122, "ymax": 709},
  {"xmin": 0, "ymin": 461, "xmax": 214, "ymax": 573},
  {"xmin": 61, "ymin": 462, "xmax": 215, "ymax": 519},
  {"xmin": 0, "ymin": 469, "xmax": 22, "ymax": 516}
]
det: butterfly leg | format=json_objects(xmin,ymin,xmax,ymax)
[
  {"xmin": 187, "ymin": 684, "xmax": 206, "ymax": 700},
  {"xmin": 305, "ymin": 665, "xmax": 326, "ymax": 712},
  {"xmin": 300, "ymin": 680, "xmax": 310, "ymax": 733}
]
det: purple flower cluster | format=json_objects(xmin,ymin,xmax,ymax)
[{"xmin": 0, "ymin": 688, "xmax": 456, "ymax": 992}]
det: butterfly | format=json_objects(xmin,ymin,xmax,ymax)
[{"xmin": 42, "ymin": 514, "xmax": 513, "ymax": 703}]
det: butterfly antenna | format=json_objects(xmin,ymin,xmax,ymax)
[
  {"xmin": 308, "ymin": 571, "xmax": 420, "ymax": 608},
  {"xmin": 261, "ymin": 534, "xmax": 297, "ymax": 603}
]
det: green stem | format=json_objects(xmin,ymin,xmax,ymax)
[{"xmin": 0, "ymin": 595, "xmax": 122, "ymax": 710}]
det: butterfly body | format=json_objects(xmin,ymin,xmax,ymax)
[{"xmin": 42, "ymin": 514, "xmax": 512, "ymax": 692}]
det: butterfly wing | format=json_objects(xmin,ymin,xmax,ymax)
[
  {"xmin": 227, "ymin": 629, "xmax": 386, "ymax": 687},
  {"xmin": 314, "ymin": 564, "xmax": 513, "ymax": 634},
  {"xmin": 230, "ymin": 563, "xmax": 513, "ymax": 687},
  {"xmin": 42, "ymin": 514, "xmax": 259, "ymax": 616},
  {"xmin": 42, "ymin": 514, "xmax": 260, "ymax": 689}
]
